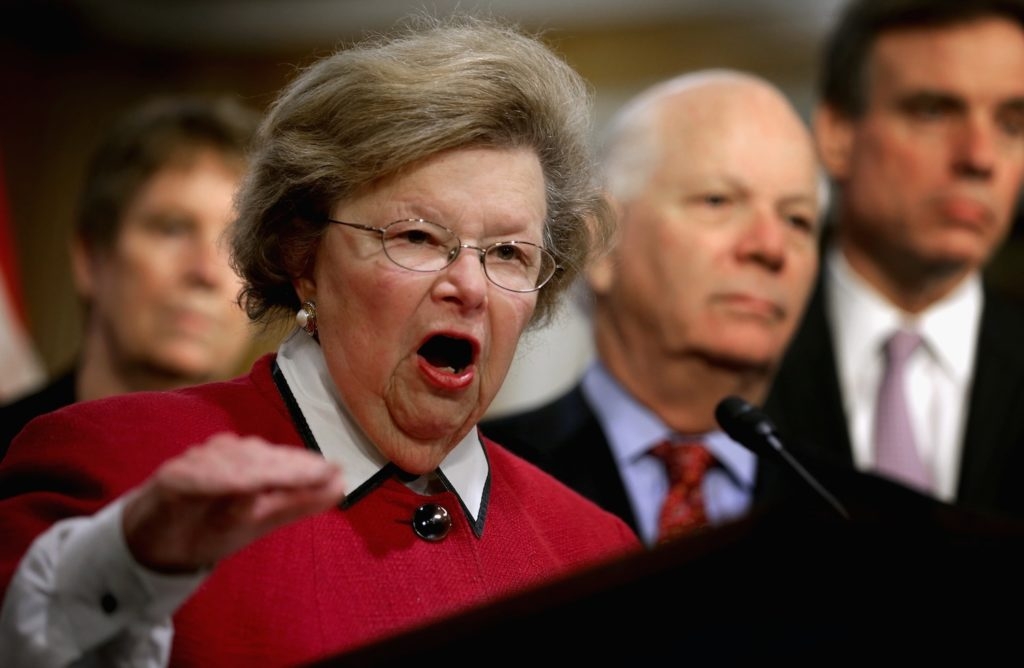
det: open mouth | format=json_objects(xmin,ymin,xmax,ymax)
[{"xmin": 418, "ymin": 335, "xmax": 474, "ymax": 374}]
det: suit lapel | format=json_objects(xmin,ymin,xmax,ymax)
[
  {"xmin": 545, "ymin": 386, "xmax": 640, "ymax": 532},
  {"xmin": 956, "ymin": 288, "xmax": 1024, "ymax": 510},
  {"xmin": 481, "ymin": 385, "xmax": 640, "ymax": 533}
]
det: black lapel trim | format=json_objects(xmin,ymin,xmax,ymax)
[
  {"xmin": 273, "ymin": 360, "xmax": 388, "ymax": 509},
  {"xmin": 272, "ymin": 361, "xmax": 321, "ymax": 455},
  {"xmin": 342, "ymin": 462, "xmax": 403, "ymax": 509},
  {"xmin": 435, "ymin": 443, "xmax": 491, "ymax": 539},
  {"xmin": 270, "ymin": 359, "xmax": 488, "ymax": 528}
]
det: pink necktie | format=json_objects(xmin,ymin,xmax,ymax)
[
  {"xmin": 874, "ymin": 329, "xmax": 932, "ymax": 493},
  {"xmin": 650, "ymin": 440, "xmax": 715, "ymax": 544}
]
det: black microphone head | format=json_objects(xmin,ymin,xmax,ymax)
[
  {"xmin": 715, "ymin": 395, "xmax": 773, "ymax": 457},
  {"xmin": 715, "ymin": 395, "xmax": 754, "ymax": 426}
]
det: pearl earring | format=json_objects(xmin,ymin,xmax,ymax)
[{"xmin": 296, "ymin": 300, "xmax": 317, "ymax": 336}]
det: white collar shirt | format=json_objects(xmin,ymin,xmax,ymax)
[
  {"xmin": 275, "ymin": 329, "xmax": 489, "ymax": 524},
  {"xmin": 825, "ymin": 246, "xmax": 981, "ymax": 501}
]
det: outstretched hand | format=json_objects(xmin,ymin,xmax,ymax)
[{"xmin": 121, "ymin": 433, "xmax": 346, "ymax": 573}]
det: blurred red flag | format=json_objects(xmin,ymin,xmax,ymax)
[{"xmin": 0, "ymin": 148, "xmax": 45, "ymax": 401}]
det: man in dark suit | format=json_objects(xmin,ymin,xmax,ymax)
[
  {"xmin": 482, "ymin": 69, "xmax": 826, "ymax": 547},
  {"xmin": 764, "ymin": 0, "xmax": 1024, "ymax": 521}
]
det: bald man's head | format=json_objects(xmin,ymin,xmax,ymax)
[
  {"xmin": 601, "ymin": 70, "xmax": 825, "ymax": 208},
  {"xmin": 589, "ymin": 69, "xmax": 824, "ymax": 391}
]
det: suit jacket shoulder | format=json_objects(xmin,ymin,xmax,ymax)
[{"xmin": 480, "ymin": 385, "xmax": 639, "ymax": 532}]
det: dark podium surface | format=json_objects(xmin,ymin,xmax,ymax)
[{"xmin": 312, "ymin": 467, "xmax": 1024, "ymax": 665}]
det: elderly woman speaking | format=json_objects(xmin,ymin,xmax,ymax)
[{"xmin": 0, "ymin": 15, "xmax": 639, "ymax": 667}]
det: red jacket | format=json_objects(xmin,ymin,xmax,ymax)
[{"xmin": 0, "ymin": 354, "xmax": 639, "ymax": 665}]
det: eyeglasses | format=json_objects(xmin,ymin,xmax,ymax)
[{"xmin": 327, "ymin": 218, "xmax": 560, "ymax": 293}]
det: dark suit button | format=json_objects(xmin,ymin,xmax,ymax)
[
  {"xmin": 412, "ymin": 503, "xmax": 451, "ymax": 541},
  {"xmin": 100, "ymin": 592, "xmax": 118, "ymax": 614}
]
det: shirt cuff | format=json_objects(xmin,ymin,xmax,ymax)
[{"xmin": 52, "ymin": 494, "xmax": 208, "ymax": 650}]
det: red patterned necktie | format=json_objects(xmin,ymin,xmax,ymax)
[{"xmin": 650, "ymin": 440, "xmax": 716, "ymax": 544}]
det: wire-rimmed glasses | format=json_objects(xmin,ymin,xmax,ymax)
[{"xmin": 327, "ymin": 218, "xmax": 560, "ymax": 293}]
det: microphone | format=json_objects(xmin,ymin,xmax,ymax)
[{"xmin": 715, "ymin": 396, "xmax": 850, "ymax": 520}]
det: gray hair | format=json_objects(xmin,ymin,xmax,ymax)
[{"xmin": 231, "ymin": 14, "xmax": 613, "ymax": 328}]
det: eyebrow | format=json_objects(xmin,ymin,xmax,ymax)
[
  {"xmin": 895, "ymin": 90, "xmax": 1024, "ymax": 114},
  {"xmin": 998, "ymin": 98, "xmax": 1024, "ymax": 115},
  {"xmin": 141, "ymin": 210, "xmax": 200, "ymax": 224},
  {"xmin": 778, "ymin": 193, "xmax": 819, "ymax": 210},
  {"xmin": 895, "ymin": 90, "xmax": 965, "ymax": 110}
]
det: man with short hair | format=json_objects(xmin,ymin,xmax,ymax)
[{"xmin": 765, "ymin": 0, "xmax": 1024, "ymax": 519}]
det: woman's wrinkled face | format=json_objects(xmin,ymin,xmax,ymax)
[{"xmin": 294, "ymin": 146, "xmax": 547, "ymax": 474}]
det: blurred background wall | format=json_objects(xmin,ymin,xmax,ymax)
[{"xmin": 1, "ymin": 0, "xmax": 1020, "ymax": 415}]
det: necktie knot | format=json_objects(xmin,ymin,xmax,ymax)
[
  {"xmin": 650, "ymin": 440, "xmax": 716, "ymax": 543},
  {"xmin": 650, "ymin": 440, "xmax": 715, "ymax": 485},
  {"xmin": 885, "ymin": 329, "xmax": 922, "ymax": 367}
]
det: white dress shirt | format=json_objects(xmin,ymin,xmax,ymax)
[
  {"xmin": 825, "ymin": 247, "xmax": 981, "ymax": 501},
  {"xmin": 0, "ymin": 330, "xmax": 490, "ymax": 667}
]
